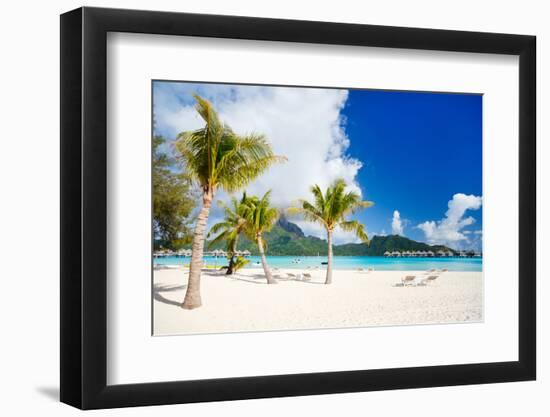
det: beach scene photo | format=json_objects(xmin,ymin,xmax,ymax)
[{"xmin": 152, "ymin": 81, "xmax": 483, "ymax": 336}]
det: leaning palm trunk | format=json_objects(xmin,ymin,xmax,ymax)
[
  {"xmin": 181, "ymin": 190, "xmax": 213, "ymax": 309},
  {"xmin": 325, "ymin": 230, "xmax": 333, "ymax": 284},
  {"xmin": 226, "ymin": 241, "xmax": 237, "ymax": 275},
  {"xmin": 257, "ymin": 235, "xmax": 276, "ymax": 284},
  {"xmin": 226, "ymin": 256, "xmax": 235, "ymax": 275}
]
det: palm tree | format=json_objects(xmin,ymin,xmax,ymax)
[
  {"xmin": 207, "ymin": 194, "xmax": 249, "ymax": 275},
  {"xmin": 289, "ymin": 179, "xmax": 373, "ymax": 284},
  {"xmin": 242, "ymin": 191, "xmax": 279, "ymax": 284},
  {"xmin": 175, "ymin": 94, "xmax": 285, "ymax": 309}
]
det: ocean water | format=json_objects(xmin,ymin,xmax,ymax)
[{"xmin": 154, "ymin": 255, "xmax": 482, "ymax": 272}]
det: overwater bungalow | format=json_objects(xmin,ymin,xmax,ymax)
[
  {"xmin": 210, "ymin": 249, "xmax": 227, "ymax": 258},
  {"xmin": 427, "ymin": 250, "xmax": 435, "ymax": 257},
  {"xmin": 384, "ymin": 251, "xmax": 391, "ymax": 257},
  {"xmin": 391, "ymin": 251, "xmax": 401, "ymax": 257},
  {"xmin": 153, "ymin": 249, "xmax": 175, "ymax": 258}
]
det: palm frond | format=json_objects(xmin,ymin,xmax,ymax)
[
  {"xmin": 232, "ymin": 256, "xmax": 250, "ymax": 272},
  {"xmin": 207, "ymin": 221, "xmax": 232, "ymax": 238},
  {"xmin": 343, "ymin": 199, "xmax": 375, "ymax": 216},
  {"xmin": 296, "ymin": 179, "xmax": 373, "ymax": 241},
  {"xmin": 310, "ymin": 184, "xmax": 326, "ymax": 215},
  {"xmin": 208, "ymin": 230, "xmax": 230, "ymax": 248},
  {"xmin": 241, "ymin": 190, "xmax": 279, "ymax": 241},
  {"xmin": 174, "ymin": 95, "xmax": 286, "ymax": 195},
  {"xmin": 339, "ymin": 220, "xmax": 370, "ymax": 243}
]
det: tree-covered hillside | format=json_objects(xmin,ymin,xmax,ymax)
[
  {"xmin": 168, "ymin": 216, "xmax": 456, "ymax": 256},
  {"xmin": 334, "ymin": 235, "xmax": 455, "ymax": 256}
]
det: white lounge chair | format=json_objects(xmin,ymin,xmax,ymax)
[
  {"xmin": 401, "ymin": 275, "xmax": 417, "ymax": 286},
  {"xmin": 419, "ymin": 275, "xmax": 439, "ymax": 286}
]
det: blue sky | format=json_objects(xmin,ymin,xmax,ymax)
[
  {"xmin": 153, "ymin": 81, "xmax": 483, "ymax": 250},
  {"xmin": 342, "ymin": 90, "xmax": 482, "ymax": 248}
]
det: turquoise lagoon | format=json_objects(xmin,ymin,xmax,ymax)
[{"xmin": 154, "ymin": 255, "xmax": 482, "ymax": 272}]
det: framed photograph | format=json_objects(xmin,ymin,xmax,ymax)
[{"xmin": 60, "ymin": 6, "xmax": 536, "ymax": 409}]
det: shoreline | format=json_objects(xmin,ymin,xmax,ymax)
[{"xmin": 154, "ymin": 255, "xmax": 483, "ymax": 272}]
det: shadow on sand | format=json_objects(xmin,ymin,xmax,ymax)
[
  {"xmin": 153, "ymin": 283, "xmax": 187, "ymax": 307},
  {"xmin": 276, "ymin": 276, "xmax": 325, "ymax": 285},
  {"xmin": 229, "ymin": 273, "xmax": 325, "ymax": 285},
  {"xmin": 153, "ymin": 271, "xmax": 326, "ymax": 307},
  {"xmin": 228, "ymin": 275, "xmax": 267, "ymax": 285}
]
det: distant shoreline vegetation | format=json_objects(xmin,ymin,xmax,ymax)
[{"xmin": 155, "ymin": 216, "xmax": 480, "ymax": 258}]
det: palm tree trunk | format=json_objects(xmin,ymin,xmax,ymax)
[
  {"xmin": 325, "ymin": 229, "xmax": 333, "ymax": 284},
  {"xmin": 257, "ymin": 235, "xmax": 276, "ymax": 284},
  {"xmin": 181, "ymin": 189, "xmax": 213, "ymax": 309},
  {"xmin": 226, "ymin": 256, "xmax": 235, "ymax": 275},
  {"xmin": 226, "ymin": 240, "xmax": 236, "ymax": 275}
]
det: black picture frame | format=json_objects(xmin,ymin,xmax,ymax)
[{"xmin": 60, "ymin": 6, "xmax": 536, "ymax": 410}]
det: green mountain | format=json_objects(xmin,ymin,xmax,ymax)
[
  {"xmin": 334, "ymin": 235, "xmax": 455, "ymax": 256},
  {"xmin": 197, "ymin": 216, "xmax": 456, "ymax": 256}
]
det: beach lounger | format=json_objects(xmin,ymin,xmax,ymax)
[
  {"xmin": 286, "ymin": 272, "xmax": 296, "ymax": 278},
  {"xmin": 419, "ymin": 275, "xmax": 439, "ymax": 285},
  {"xmin": 401, "ymin": 275, "xmax": 417, "ymax": 286},
  {"xmin": 302, "ymin": 273, "xmax": 312, "ymax": 281}
]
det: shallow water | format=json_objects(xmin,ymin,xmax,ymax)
[{"xmin": 154, "ymin": 255, "xmax": 482, "ymax": 271}]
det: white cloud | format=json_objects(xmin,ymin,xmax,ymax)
[
  {"xmin": 291, "ymin": 220, "xmax": 364, "ymax": 245},
  {"xmin": 391, "ymin": 210, "xmax": 404, "ymax": 235},
  {"xmin": 417, "ymin": 193, "xmax": 482, "ymax": 248},
  {"xmin": 155, "ymin": 83, "xmax": 365, "ymax": 243}
]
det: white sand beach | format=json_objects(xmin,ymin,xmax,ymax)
[{"xmin": 153, "ymin": 268, "xmax": 483, "ymax": 335}]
